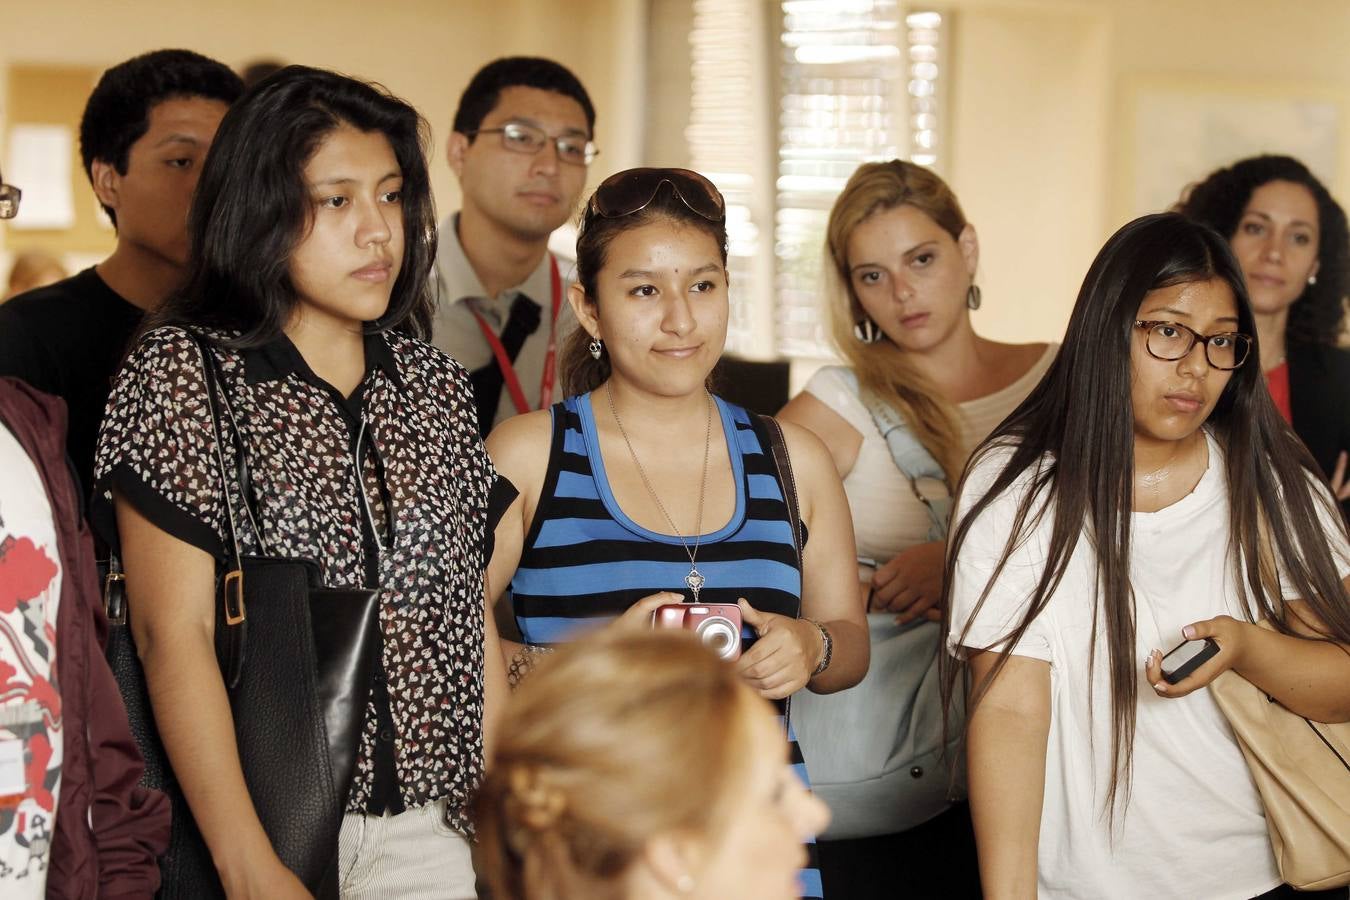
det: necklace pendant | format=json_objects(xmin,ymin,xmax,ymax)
[{"xmin": 685, "ymin": 566, "xmax": 705, "ymax": 602}]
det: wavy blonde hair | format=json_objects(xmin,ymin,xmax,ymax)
[
  {"xmin": 825, "ymin": 160, "xmax": 969, "ymax": 483},
  {"xmin": 472, "ymin": 632, "xmax": 761, "ymax": 900}
]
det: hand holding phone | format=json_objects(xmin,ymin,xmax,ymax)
[{"xmin": 1159, "ymin": 637, "xmax": 1221, "ymax": 684}]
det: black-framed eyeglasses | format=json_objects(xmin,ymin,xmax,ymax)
[
  {"xmin": 467, "ymin": 121, "xmax": 598, "ymax": 166},
  {"xmin": 0, "ymin": 182, "xmax": 21, "ymax": 220},
  {"xmin": 589, "ymin": 167, "xmax": 726, "ymax": 223},
  {"xmin": 1134, "ymin": 320, "xmax": 1252, "ymax": 370}
]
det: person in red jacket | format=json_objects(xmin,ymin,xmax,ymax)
[{"xmin": 0, "ymin": 376, "xmax": 169, "ymax": 898}]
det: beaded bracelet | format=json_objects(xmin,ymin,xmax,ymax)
[{"xmin": 507, "ymin": 645, "xmax": 554, "ymax": 690}]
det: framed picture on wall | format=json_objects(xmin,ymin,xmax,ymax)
[{"xmin": 1122, "ymin": 74, "xmax": 1345, "ymax": 218}]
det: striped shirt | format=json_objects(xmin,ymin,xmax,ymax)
[{"xmin": 511, "ymin": 391, "xmax": 825, "ymax": 898}]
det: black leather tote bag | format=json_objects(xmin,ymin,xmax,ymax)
[{"xmin": 102, "ymin": 333, "xmax": 382, "ymax": 898}]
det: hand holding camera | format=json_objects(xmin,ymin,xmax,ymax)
[
  {"xmin": 648, "ymin": 595, "xmax": 824, "ymax": 699},
  {"xmin": 734, "ymin": 600, "xmax": 826, "ymax": 700}
]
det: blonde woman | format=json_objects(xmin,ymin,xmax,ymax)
[
  {"xmin": 473, "ymin": 631, "xmax": 831, "ymax": 900},
  {"xmin": 779, "ymin": 159, "xmax": 1054, "ymax": 898}
]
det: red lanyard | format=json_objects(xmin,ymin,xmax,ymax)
[{"xmin": 468, "ymin": 255, "xmax": 561, "ymax": 415}]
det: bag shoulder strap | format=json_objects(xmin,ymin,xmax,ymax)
[
  {"xmin": 104, "ymin": 332, "xmax": 250, "ymax": 623},
  {"xmin": 757, "ymin": 414, "xmax": 802, "ymax": 571},
  {"xmin": 856, "ymin": 383, "xmax": 947, "ymax": 483},
  {"xmin": 187, "ymin": 335, "xmax": 246, "ymax": 562},
  {"xmin": 853, "ymin": 379, "xmax": 953, "ymax": 541},
  {"xmin": 755, "ymin": 413, "xmax": 802, "ymax": 736},
  {"xmin": 185, "ymin": 334, "xmax": 252, "ymax": 636}
]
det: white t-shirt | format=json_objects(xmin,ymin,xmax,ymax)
[
  {"xmin": 0, "ymin": 423, "xmax": 63, "ymax": 895},
  {"xmin": 947, "ymin": 432, "xmax": 1350, "ymax": 900}
]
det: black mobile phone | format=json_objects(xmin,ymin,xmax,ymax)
[{"xmin": 1159, "ymin": 637, "xmax": 1220, "ymax": 684}]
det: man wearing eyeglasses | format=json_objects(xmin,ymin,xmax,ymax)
[{"xmin": 433, "ymin": 56, "xmax": 597, "ymax": 436}]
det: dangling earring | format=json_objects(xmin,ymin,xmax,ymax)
[
  {"xmin": 1308, "ymin": 274, "xmax": 1318, "ymax": 286},
  {"xmin": 588, "ymin": 337, "xmax": 604, "ymax": 360},
  {"xmin": 966, "ymin": 284, "xmax": 982, "ymax": 310},
  {"xmin": 853, "ymin": 318, "xmax": 882, "ymax": 344}
]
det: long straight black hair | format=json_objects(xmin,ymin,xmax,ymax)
[
  {"xmin": 149, "ymin": 65, "xmax": 436, "ymax": 346},
  {"xmin": 940, "ymin": 212, "xmax": 1350, "ymax": 817}
]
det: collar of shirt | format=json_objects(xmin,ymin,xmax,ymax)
[
  {"xmin": 240, "ymin": 329, "xmax": 405, "ymax": 391},
  {"xmin": 436, "ymin": 212, "xmax": 554, "ymax": 328}
]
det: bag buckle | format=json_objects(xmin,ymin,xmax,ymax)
[
  {"xmin": 103, "ymin": 572, "xmax": 127, "ymax": 625},
  {"xmin": 223, "ymin": 569, "xmax": 246, "ymax": 625}
]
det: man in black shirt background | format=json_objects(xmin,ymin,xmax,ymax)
[{"xmin": 0, "ymin": 49, "xmax": 242, "ymax": 496}]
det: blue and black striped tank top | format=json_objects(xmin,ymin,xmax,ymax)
[
  {"xmin": 512, "ymin": 392, "xmax": 803, "ymax": 644},
  {"xmin": 511, "ymin": 392, "xmax": 824, "ymax": 899}
]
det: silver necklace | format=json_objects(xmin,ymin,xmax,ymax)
[{"xmin": 606, "ymin": 383, "xmax": 713, "ymax": 601}]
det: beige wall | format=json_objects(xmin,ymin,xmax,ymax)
[
  {"xmin": 8, "ymin": 0, "xmax": 1350, "ymax": 345},
  {"xmin": 0, "ymin": 0, "xmax": 645, "ymax": 263},
  {"xmin": 949, "ymin": 0, "xmax": 1350, "ymax": 345},
  {"xmin": 948, "ymin": 1, "xmax": 1110, "ymax": 346},
  {"xmin": 1105, "ymin": 0, "xmax": 1350, "ymax": 223}
]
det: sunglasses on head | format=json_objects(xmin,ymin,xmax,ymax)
[{"xmin": 589, "ymin": 167, "xmax": 726, "ymax": 223}]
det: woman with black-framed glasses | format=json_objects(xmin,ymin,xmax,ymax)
[
  {"xmin": 481, "ymin": 167, "xmax": 868, "ymax": 899},
  {"xmin": 942, "ymin": 213, "xmax": 1350, "ymax": 899}
]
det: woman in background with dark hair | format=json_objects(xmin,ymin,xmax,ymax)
[
  {"xmin": 93, "ymin": 67, "xmax": 506, "ymax": 898},
  {"xmin": 485, "ymin": 167, "xmax": 867, "ymax": 899},
  {"xmin": 1176, "ymin": 155, "xmax": 1350, "ymax": 509},
  {"xmin": 943, "ymin": 213, "xmax": 1350, "ymax": 899}
]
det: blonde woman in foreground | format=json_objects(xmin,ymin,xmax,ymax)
[{"xmin": 473, "ymin": 631, "xmax": 830, "ymax": 900}]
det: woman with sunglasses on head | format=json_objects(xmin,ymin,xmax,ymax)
[
  {"xmin": 92, "ymin": 68, "xmax": 507, "ymax": 898},
  {"xmin": 484, "ymin": 167, "xmax": 867, "ymax": 899},
  {"xmin": 776, "ymin": 160, "xmax": 1053, "ymax": 899},
  {"xmin": 943, "ymin": 213, "xmax": 1350, "ymax": 899},
  {"xmin": 1175, "ymin": 155, "xmax": 1350, "ymax": 516}
]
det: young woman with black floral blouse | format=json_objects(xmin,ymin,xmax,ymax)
[{"xmin": 92, "ymin": 68, "xmax": 508, "ymax": 899}]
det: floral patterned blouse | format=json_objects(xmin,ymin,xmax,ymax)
[{"xmin": 92, "ymin": 325, "xmax": 501, "ymax": 831}]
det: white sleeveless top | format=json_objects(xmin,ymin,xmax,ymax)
[{"xmin": 803, "ymin": 343, "xmax": 1057, "ymax": 562}]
